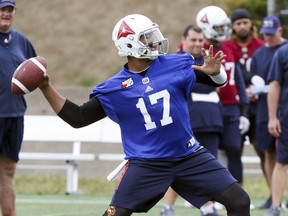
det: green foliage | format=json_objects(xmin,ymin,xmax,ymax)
[
  {"xmin": 277, "ymin": 0, "xmax": 288, "ymax": 38},
  {"xmin": 223, "ymin": 0, "xmax": 267, "ymax": 30}
]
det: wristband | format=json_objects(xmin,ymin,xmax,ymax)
[{"xmin": 209, "ymin": 66, "xmax": 227, "ymax": 85}]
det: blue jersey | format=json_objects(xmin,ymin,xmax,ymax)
[
  {"xmin": 267, "ymin": 43, "xmax": 288, "ymax": 115},
  {"xmin": 90, "ymin": 54, "xmax": 200, "ymax": 159},
  {"xmin": 251, "ymin": 42, "xmax": 288, "ymax": 123},
  {"xmin": 0, "ymin": 29, "xmax": 36, "ymax": 117}
]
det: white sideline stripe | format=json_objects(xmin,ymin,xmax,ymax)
[
  {"xmin": 16, "ymin": 198, "xmax": 106, "ymax": 205},
  {"xmin": 17, "ymin": 164, "xmax": 67, "ymax": 170},
  {"xmin": 30, "ymin": 57, "xmax": 46, "ymax": 73},
  {"xmin": 241, "ymin": 156, "xmax": 260, "ymax": 163},
  {"xmin": 11, "ymin": 78, "xmax": 30, "ymax": 94}
]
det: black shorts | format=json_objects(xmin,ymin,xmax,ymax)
[
  {"xmin": 0, "ymin": 117, "xmax": 24, "ymax": 161},
  {"xmin": 109, "ymin": 148, "xmax": 236, "ymax": 212}
]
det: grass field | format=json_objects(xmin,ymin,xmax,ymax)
[
  {"xmin": 16, "ymin": 194, "xmax": 287, "ymax": 216},
  {"xmin": 15, "ymin": 175, "xmax": 288, "ymax": 215}
]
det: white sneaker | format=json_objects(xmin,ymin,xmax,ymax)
[
  {"xmin": 214, "ymin": 202, "xmax": 224, "ymax": 210},
  {"xmin": 160, "ymin": 206, "xmax": 175, "ymax": 216}
]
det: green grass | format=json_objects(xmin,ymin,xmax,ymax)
[
  {"xmin": 15, "ymin": 194, "xmax": 283, "ymax": 216},
  {"xmin": 15, "ymin": 175, "xmax": 288, "ymax": 215}
]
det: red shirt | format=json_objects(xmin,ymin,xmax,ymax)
[
  {"xmin": 222, "ymin": 37, "xmax": 264, "ymax": 104},
  {"xmin": 222, "ymin": 37, "xmax": 264, "ymax": 74}
]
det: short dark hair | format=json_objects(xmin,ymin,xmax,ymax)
[{"xmin": 183, "ymin": 24, "xmax": 202, "ymax": 38}]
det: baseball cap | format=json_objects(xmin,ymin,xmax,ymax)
[
  {"xmin": 0, "ymin": 0, "xmax": 15, "ymax": 9},
  {"xmin": 231, "ymin": 8, "xmax": 251, "ymax": 23},
  {"xmin": 260, "ymin": 16, "xmax": 280, "ymax": 35}
]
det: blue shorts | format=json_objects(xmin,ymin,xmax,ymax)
[
  {"xmin": 277, "ymin": 115, "xmax": 288, "ymax": 164},
  {"xmin": 110, "ymin": 148, "xmax": 236, "ymax": 212},
  {"xmin": 0, "ymin": 117, "xmax": 24, "ymax": 161},
  {"xmin": 256, "ymin": 122, "xmax": 276, "ymax": 151}
]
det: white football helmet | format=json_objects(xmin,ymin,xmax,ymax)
[
  {"xmin": 112, "ymin": 14, "xmax": 169, "ymax": 59},
  {"xmin": 196, "ymin": 6, "xmax": 231, "ymax": 41}
]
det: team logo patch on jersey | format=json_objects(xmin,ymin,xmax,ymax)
[
  {"xmin": 122, "ymin": 77, "xmax": 134, "ymax": 88},
  {"xmin": 142, "ymin": 77, "xmax": 150, "ymax": 84}
]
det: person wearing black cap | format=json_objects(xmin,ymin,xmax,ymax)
[
  {"xmin": 0, "ymin": 0, "xmax": 37, "ymax": 215},
  {"xmin": 222, "ymin": 6, "xmax": 265, "ymax": 191}
]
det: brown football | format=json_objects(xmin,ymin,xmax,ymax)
[{"xmin": 11, "ymin": 56, "xmax": 47, "ymax": 95}]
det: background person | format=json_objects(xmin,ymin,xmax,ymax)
[
  {"xmin": 0, "ymin": 0, "xmax": 37, "ymax": 215},
  {"xmin": 221, "ymin": 8, "xmax": 265, "ymax": 203},
  {"xmin": 265, "ymin": 32, "xmax": 288, "ymax": 216},
  {"xmin": 196, "ymin": 5, "xmax": 250, "ymax": 186},
  {"xmin": 250, "ymin": 15, "xmax": 287, "ymax": 210},
  {"xmin": 160, "ymin": 24, "xmax": 223, "ymax": 216}
]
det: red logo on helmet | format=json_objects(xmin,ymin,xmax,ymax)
[
  {"xmin": 117, "ymin": 21, "xmax": 136, "ymax": 39},
  {"xmin": 200, "ymin": 13, "xmax": 209, "ymax": 24}
]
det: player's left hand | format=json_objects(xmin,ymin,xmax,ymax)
[{"xmin": 192, "ymin": 45, "xmax": 226, "ymax": 75}]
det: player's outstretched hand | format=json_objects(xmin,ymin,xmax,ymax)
[{"xmin": 192, "ymin": 45, "xmax": 226, "ymax": 76}]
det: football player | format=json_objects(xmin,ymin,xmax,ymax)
[{"xmin": 38, "ymin": 14, "xmax": 250, "ymax": 216}]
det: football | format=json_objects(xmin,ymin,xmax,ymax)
[{"xmin": 11, "ymin": 56, "xmax": 47, "ymax": 95}]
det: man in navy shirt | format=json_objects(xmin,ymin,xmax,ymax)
[
  {"xmin": 250, "ymin": 15, "xmax": 287, "ymax": 211},
  {"xmin": 266, "ymin": 26, "xmax": 288, "ymax": 216},
  {"xmin": 0, "ymin": 0, "xmax": 36, "ymax": 215},
  {"xmin": 38, "ymin": 14, "xmax": 250, "ymax": 216}
]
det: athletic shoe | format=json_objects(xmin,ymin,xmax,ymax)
[
  {"xmin": 259, "ymin": 196, "xmax": 272, "ymax": 209},
  {"xmin": 160, "ymin": 206, "xmax": 175, "ymax": 216},
  {"xmin": 265, "ymin": 206, "xmax": 280, "ymax": 216},
  {"xmin": 213, "ymin": 202, "xmax": 224, "ymax": 210},
  {"xmin": 281, "ymin": 200, "xmax": 288, "ymax": 210},
  {"xmin": 200, "ymin": 207, "xmax": 223, "ymax": 216}
]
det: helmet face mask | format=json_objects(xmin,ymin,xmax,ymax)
[
  {"xmin": 196, "ymin": 6, "xmax": 231, "ymax": 42},
  {"xmin": 112, "ymin": 14, "xmax": 169, "ymax": 59},
  {"xmin": 138, "ymin": 27, "xmax": 169, "ymax": 59}
]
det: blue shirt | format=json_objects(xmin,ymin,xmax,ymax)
[
  {"xmin": 267, "ymin": 43, "xmax": 288, "ymax": 116},
  {"xmin": 251, "ymin": 42, "xmax": 288, "ymax": 123},
  {"xmin": 0, "ymin": 29, "xmax": 36, "ymax": 117},
  {"xmin": 90, "ymin": 54, "xmax": 200, "ymax": 159}
]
